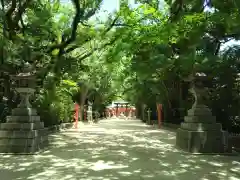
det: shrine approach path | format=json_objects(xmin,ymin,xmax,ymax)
[{"xmin": 0, "ymin": 118, "xmax": 239, "ymax": 180}]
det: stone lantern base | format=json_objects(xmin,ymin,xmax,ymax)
[
  {"xmin": 176, "ymin": 105, "xmax": 228, "ymax": 153},
  {"xmin": 0, "ymin": 107, "xmax": 48, "ymax": 154}
]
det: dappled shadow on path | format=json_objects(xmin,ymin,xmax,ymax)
[{"xmin": 0, "ymin": 118, "xmax": 239, "ymax": 180}]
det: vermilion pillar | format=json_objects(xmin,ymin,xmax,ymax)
[
  {"xmin": 116, "ymin": 104, "xmax": 119, "ymax": 117},
  {"xmin": 74, "ymin": 103, "xmax": 79, "ymax": 129}
]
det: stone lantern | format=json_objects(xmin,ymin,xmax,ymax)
[
  {"xmin": 176, "ymin": 72, "xmax": 228, "ymax": 153},
  {"xmin": 11, "ymin": 62, "xmax": 37, "ymax": 110},
  {"xmin": 132, "ymin": 107, "xmax": 136, "ymax": 119},
  {"xmin": 0, "ymin": 62, "xmax": 48, "ymax": 154}
]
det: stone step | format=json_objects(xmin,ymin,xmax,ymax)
[
  {"xmin": 0, "ymin": 136, "xmax": 48, "ymax": 146},
  {"xmin": 0, "ymin": 129, "xmax": 48, "ymax": 138},
  {"xmin": 180, "ymin": 122, "xmax": 222, "ymax": 131},
  {"xmin": 184, "ymin": 116, "xmax": 216, "ymax": 123},
  {"xmin": 0, "ymin": 140, "xmax": 49, "ymax": 154},
  {"xmin": 6, "ymin": 116, "xmax": 41, "ymax": 123},
  {"xmin": 0, "ymin": 122, "xmax": 44, "ymax": 130},
  {"xmin": 12, "ymin": 108, "xmax": 37, "ymax": 116},
  {"xmin": 188, "ymin": 107, "xmax": 212, "ymax": 116}
]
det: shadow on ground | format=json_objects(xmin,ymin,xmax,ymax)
[{"xmin": 0, "ymin": 119, "xmax": 239, "ymax": 180}]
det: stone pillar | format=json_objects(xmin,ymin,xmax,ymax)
[
  {"xmin": 176, "ymin": 73, "xmax": 227, "ymax": 153},
  {"xmin": 141, "ymin": 104, "xmax": 146, "ymax": 121},
  {"xmin": 94, "ymin": 111, "xmax": 98, "ymax": 121},
  {"xmin": 125, "ymin": 104, "xmax": 128, "ymax": 116},
  {"xmin": 132, "ymin": 107, "xmax": 136, "ymax": 119},
  {"xmin": 87, "ymin": 101, "xmax": 93, "ymax": 122},
  {"xmin": 147, "ymin": 108, "xmax": 152, "ymax": 125},
  {"xmin": 120, "ymin": 104, "xmax": 124, "ymax": 117},
  {"xmin": 110, "ymin": 108, "xmax": 112, "ymax": 117}
]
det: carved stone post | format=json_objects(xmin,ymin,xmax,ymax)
[
  {"xmin": 147, "ymin": 108, "xmax": 152, "ymax": 125},
  {"xmin": 132, "ymin": 107, "xmax": 136, "ymax": 119},
  {"xmin": 142, "ymin": 104, "xmax": 146, "ymax": 121},
  {"xmin": 94, "ymin": 111, "xmax": 99, "ymax": 122},
  {"xmin": 87, "ymin": 101, "xmax": 93, "ymax": 122},
  {"xmin": 125, "ymin": 104, "xmax": 128, "ymax": 116}
]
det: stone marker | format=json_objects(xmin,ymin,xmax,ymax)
[
  {"xmin": 176, "ymin": 73, "xmax": 228, "ymax": 153},
  {"xmin": 0, "ymin": 62, "xmax": 48, "ymax": 154},
  {"xmin": 94, "ymin": 111, "xmax": 99, "ymax": 122},
  {"xmin": 87, "ymin": 101, "xmax": 93, "ymax": 122},
  {"xmin": 147, "ymin": 108, "xmax": 152, "ymax": 125}
]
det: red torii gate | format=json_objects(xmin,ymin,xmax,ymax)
[{"xmin": 105, "ymin": 102, "xmax": 136, "ymax": 118}]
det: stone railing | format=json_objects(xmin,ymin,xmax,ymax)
[
  {"xmin": 148, "ymin": 120, "xmax": 180, "ymax": 129},
  {"xmin": 162, "ymin": 123, "xmax": 180, "ymax": 129}
]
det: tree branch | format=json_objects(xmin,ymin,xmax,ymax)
[
  {"xmin": 47, "ymin": 0, "xmax": 84, "ymax": 53},
  {"xmin": 76, "ymin": 34, "xmax": 120, "ymax": 61},
  {"xmin": 5, "ymin": 0, "xmax": 17, "ymax": 38},
  {"xmin": 56, "ymin": 15, "xmax": 120, "ymax": 55},
  {"xmin": 13, "ymin": 0, "xmax": 32, "ymax": 27},
  {"xmin": 103, "ymin": 15, "xmax": 120, "ymax": 34}
]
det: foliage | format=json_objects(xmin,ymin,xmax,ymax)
[
  {"xmin": 0, "ymin": 0, "xmax": 120, "ymax": 125},
  {"xmin": 104, "ymin": 0, "xmax": 240, "ymax": 132}
]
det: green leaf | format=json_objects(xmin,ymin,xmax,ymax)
[{"xmin": 62, "ymin": 80, "xmax": 77, "ymax": 87}]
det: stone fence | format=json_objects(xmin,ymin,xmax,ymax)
[
  {"xmin": 46, "ymin": 118, "xmax": 102, "ymax": 134},
  {"xmin": 150, "ymin": 120, "xmax": 180, "ymax": 130},
  {"xmin": 46, "ymin": 123, "xmax": 74, "ymax": 134},
  {"xmin": 161, "ymin": 123, "xmax": 180, "ymax": 129}
]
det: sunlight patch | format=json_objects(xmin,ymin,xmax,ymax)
[
  {"xmin": 19, "ymin": 162, "xmax": 32, "ymax": 167},
  {"xmin": 180, "ymin": 164, "xmax": 190, "ymax": 168},
  {"xmin": 35, "ymin": 154, "xmax": 55, "ymax": 159},
  {"xmin": 231, "ymin": 166, "xmax": 240, "ymax": 173},
  {"xmin": 28, "ymin": 170, "xmax": 57, "ymax": 179},
  {"xmin": 118, "ymin": 171, "xmax": 132, "ymax": 175},
  {"xmin": 52, "ymin": 162, "xmax": 68, "ymax": 167},
  {"xmin": 134, "ymin": 169, "xmax": 141, "ymax": 173},
  {"xmin": 229, "ymin": 177, "xmax": 240, "ymax": 180},
  {"xmin": 174, "ymin": 169, "xmax": 188, "ymax": 174},
  {"xmin": 192, "ymin": 165, "xmax": 201, "ymax": 169},
  {"xmin": 15, "ymin": 167, "xmax": 26, "ymax": 171},
  {"xmin": 208, "ymin": 161, "xmax": 224, "ymax": 167},
  {"xmin": 64, "ymin": 174, "xmax": 74, "ymax": 179},
  {"xmin": 90, "ymin": 160, "xmax": 128, "ymax": 171},
  {"xmin": 161, "ymin": 163, "xmax": 171, "ymax": 167}
]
